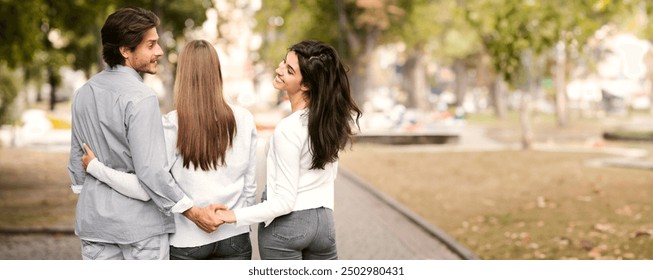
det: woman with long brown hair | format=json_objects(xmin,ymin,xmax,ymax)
[{"xmin": 80, "ymin": 39, "xmax": 257, "ymax": 260}]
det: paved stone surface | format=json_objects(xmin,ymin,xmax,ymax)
[
  {"xmin": 333, "ymin": 171, "xmax": 462, "ymax": 260},
  {"xmin": 0, "ymin": 233, "xmax": 81, "ymax": 260}
]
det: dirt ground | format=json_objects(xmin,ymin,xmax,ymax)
[
  {"xmin": 339, "ymin": 144, "xmax": 653, "ymax": 260},
  {"xmin": 0, "ymin": 148, "xmax": 76, "ymax": 230},
  {"xmin": 0, "ymin": 148, "xmax": 80, "ymax": 260},
  {"xmin": 338, "ymin": 114, "xmax": 653, "ymax": 260}
]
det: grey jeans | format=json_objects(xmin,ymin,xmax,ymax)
[
  {"xmin": 258, "ymin": 207, "xmax": 338, "ymax": 260},
  {"xmin": 80, "ymin": 233, "xmax": 169, "ymax": 260},
  {"xmin": 169, "ymin": 232, "xmax": 252, "ymax": 260}
]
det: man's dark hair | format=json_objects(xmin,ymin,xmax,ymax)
[{"xmin": 101, "ymin": 7, "xmax": 160, "ymax": 68}]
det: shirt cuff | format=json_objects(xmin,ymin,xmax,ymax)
[
  {"xmin": 71, "ymin": 184, "xmax": 83, "ymax": 194},
  {"xmin": 86, "ymin": 158, "xmax": 100, "ymax": 177},
  {"xmin": 171, "ymin": 195, "xmax": 193, "ymax": 214}
]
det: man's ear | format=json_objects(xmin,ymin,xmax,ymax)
[{"xmin": 119, "ymin": 46, "xmax": 129, "ymax": 59}]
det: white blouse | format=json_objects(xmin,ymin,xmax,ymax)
[
  {"xmin": 233, "ymin": 109, "xmax": 338, "ymax": 227},
  {"xmin": 86, "ymin": 105, "xmax": 258, "ymax": 248}
]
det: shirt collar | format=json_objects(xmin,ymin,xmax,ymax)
[{"xmin": 108, "ymin": 65, "xmax": 144, "ymax": 82}]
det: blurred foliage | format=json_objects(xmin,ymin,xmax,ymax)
[
  {"xmin": 253, "ymin": 0, "xmax": 643, "ymax": 94},
  {"xmin": 0, "ymin": 63, "xmax": 19, "ymax": 125},
  {"xmin": 0, "ymin": 1, "xmax": 44, "ymax": 68},
  {"xmin": 254, "ymin": 0, "xmax": 416, "ymax": 104},
  {"xmin": 0, "ymin": 0, "xmax": 649, "ymax": 121},
  {"xmin": 254, "ymin": 0, "xmax": 414, "ymax": 67},
  {"xmin": 460, "ymin": 0, "xmax": 637, "ymax": 86},
  {"xmin": 0, "ymin": 0, "xmax": 211, "ymax": 120}
]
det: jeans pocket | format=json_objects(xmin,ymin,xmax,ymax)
[
  {"xmin": 229, "ymin": 233, "xmax": 253, "ymax": 254},
  {"xmin": 327, "ymin": 221, "xmax": 336, "ymax": 243},
  {"xmin": 81, "ymin": 240, "xmax": 105, "ymax": 260},
  {"xmin": 271, "ymin": 212, "xmax": 309, "ymax": 241},
  {"xmin": 170, "ymin": 245, "xmax": 206, "ymax": 260},
  {"xmin": 325, "ymin": 209, "xmax": 336, "ymax": 243}
]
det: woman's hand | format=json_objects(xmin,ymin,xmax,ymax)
[
  {"xmin": 215, "ymin": 209, "xmax": 237, "ymax": 224},
  {"xmin": 82, "ymin": 143, "xmax": 96, "ymax": 171}
]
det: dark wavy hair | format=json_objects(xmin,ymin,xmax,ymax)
[
  {"xmin": 289, "ymin": 40, "xmax": 362, "ymax": 170},
  {"xmin": 101, "ymin": 7, "xmax": 160, "ymax": 68}
]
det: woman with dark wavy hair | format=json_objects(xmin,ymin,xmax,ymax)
[{"xmin": 218, "ymin": 40, "xmax": 362, "ymax": 260}]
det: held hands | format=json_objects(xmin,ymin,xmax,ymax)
[
  {"xmin": 215, "ymin": 209, "xmax": 237, "ymax": 224},
  {"xmin": 80, "ymin": 143, "xmax": 236, "ymax": 232},
  {"xmin": 183, "ymin": 204, "xmax": 228, "ymax": 233}
]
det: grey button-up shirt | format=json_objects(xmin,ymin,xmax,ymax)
[{"xmin": 68, "ymin": 65, "xmax": 190, "ymax": 243}]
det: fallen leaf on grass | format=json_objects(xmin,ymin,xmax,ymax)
[
  {"xmin": 580, "ymin": 239, "xmax": 594, "ymax": 251},
  {"xmin": 633, "ymin": 229, "xmax": 653, "ymax": 238}
]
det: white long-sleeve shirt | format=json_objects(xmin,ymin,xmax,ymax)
[
  {"xmin": 233, "ymin": 108, "xmax": 337, "ymax": 227},
  {"xmin": 86, "ymin": 105, "xmax": 258, "ymax": 248}
]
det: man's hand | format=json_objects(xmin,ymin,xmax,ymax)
[
  {"xmin": 82, "ymin": 143, "xmax": 96, "ymax": 171},
  {"xmin": 182, "ymin": 204, "xmax": 228, "ymax": 233}
]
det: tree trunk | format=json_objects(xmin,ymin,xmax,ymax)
[
  {"xmin": 47, "ymin": 67, "xmax": 57, "ymax": 111},
  {"xmin": 489, "ymin": 77, "xmax": 506, "ymax": 119},
  {"xmin": 36, "ymin": 85, "xmax": 43, "ymax": 103},
  {"xmin": 453, "ymin": 59, "xmax": 467, "ymax": 107},
  {"xmin": 350, "ymin": 59, "xmax": 368, "ymax": 109},
  {"xmin": 520, "ymin": 90, "xmax": 533, "ymax": 150},
  {"xmin": 645, "ymin": 49, "xmax": 653, "ymax": 116},
  {"xmin": 555, "ymin": 41, "xmax": 568, "ymax": 127},
  {"xmin": 335, "ymin": 0, "xmax": 371, "ymax": 108},
  {"xmin": 520, "ymin": 50, "xmax": 535, "ymax": 150},
  {"xmin": 402, "ymin": 47, "xmax": 429, "ymax": 111},
  {"xmin": 402, "ymin": 55, "xmax": 417, "ymax": 108},
  {"xmin": 348, "ymin": 30, "xmax": 380, "ymax": 109}
]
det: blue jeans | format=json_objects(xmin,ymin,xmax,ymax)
[
  {"xmin": 258, "ymin": 207, "xmax": 338, "ymax": 260},
  {"xmin": 169, "ymin": 232, "xmax": 252, "ymax": 260}
]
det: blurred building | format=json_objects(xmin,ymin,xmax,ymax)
[{"xmin": 568, "ymin": 30, "xmax": 651, "ymax": 116}]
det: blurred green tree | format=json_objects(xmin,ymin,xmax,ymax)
[
  {"xmin": 254, "ymin": 0, "xmax": 415, "ymax": 107},
  {"xmin": 393, "ymin": 0, "xmax": 485, "ymax": 113},
  {"xmin": 460, "ymin": 0, "xmax": 633, "ymax": 148},
  {"xmin": 0, "ymin": 0, "xmax": 211, "ymax": 120}
]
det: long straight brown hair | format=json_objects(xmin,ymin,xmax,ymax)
[{"xmin": 174, "ymin": 40, "xmax": 236, "ymax": 171}]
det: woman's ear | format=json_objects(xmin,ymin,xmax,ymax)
[{"xmin": 300, "ymin": 83, "xmax": 310, "ymax": 92}]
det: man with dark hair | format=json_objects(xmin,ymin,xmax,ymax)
[{"xmin": 67, "ymin": 7, "xmax": 223, "ymax": 260}]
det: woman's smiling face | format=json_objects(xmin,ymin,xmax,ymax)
[{"xmin": 273, "ymin": 51, "xmax": 304, "ymax": 94}]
